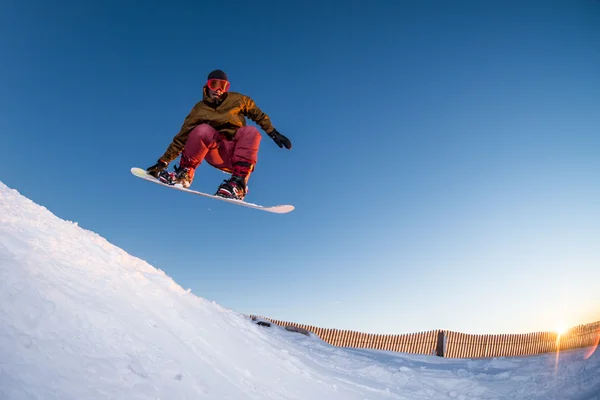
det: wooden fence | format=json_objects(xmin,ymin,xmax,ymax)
[
  {"xmin": 250, "ymin": 316, "xmax": 441, "ymax": 355},
  {"xmin": 445, "ymin": 320, "xmax": 600, "ymax": 358},
  {"xmin": 250, "ymin": 315, "xmax": 600, "ymax": 359}
]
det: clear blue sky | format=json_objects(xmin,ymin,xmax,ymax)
[{"xmin": 1, "ymin": 0, "xmax": 599, "ymax": 335}]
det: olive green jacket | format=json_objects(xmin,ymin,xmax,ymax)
[{"xmin": 160, "ymin": 88, "xmax": 275, "ymax": 163}]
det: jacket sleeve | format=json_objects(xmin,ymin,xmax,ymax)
[
  {"xmin": 242, "ymin": 96, "xmax": 275, "ymax": 134},
  {"xmin": 160, "ymin": 102, "xmax": 204, "ymax": 163}
]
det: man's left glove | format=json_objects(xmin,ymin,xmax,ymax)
[
  {"xmin": 146, "ymin": 159, "xmax": 168, "ymax": 178},
  {"xmin": 268, "ymin": 129, "xmax": 292, "ymax": 149}
]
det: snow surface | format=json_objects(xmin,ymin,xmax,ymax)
[{"xmin": 1, "ymin": 179, "xmax": 599, "ymax": 400}]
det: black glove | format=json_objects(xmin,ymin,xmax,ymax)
[
  {"xmin": 146, "ymin": 159, "xmax": 168, "ymax": 178},
  {"xmin": 268, "ymin": 129, "xmax": 292, "ymax": 149}
]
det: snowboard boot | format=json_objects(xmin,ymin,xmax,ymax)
[
  {"xmin": 159, "ymin": 164, "xmax": 194, "ymax": 188},
  {"xmin": 215, "ymin": 161, "xmax": 253, "ymax": 201}
]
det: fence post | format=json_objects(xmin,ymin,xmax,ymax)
[{"xmin": 436, "ymin": 330, "xmax": 445, "ymax": 357}]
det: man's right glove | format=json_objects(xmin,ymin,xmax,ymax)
[
  {"xmin": 146, "ymin": 159, "xmax": 168, "ymax": 178},
  {"xmin": 268, "ymin": 129, "xmax": 292, "ymax": 149}
]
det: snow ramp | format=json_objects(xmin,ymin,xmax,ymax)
[{"xmin": 1, "ymin": 181, "xmax": 598, "ymax": 400}]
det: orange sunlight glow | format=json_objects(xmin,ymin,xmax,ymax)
[
  {"xmin": 583, "ymin": 328, "xmax": 600, "ymax": 360},
  {"xmin": 553, "ymin": 323, "xmax": 570, "ymax": 374},
  {"xmin": 554, "ymin": 331, "xmax": 562, "ymax": 374}
]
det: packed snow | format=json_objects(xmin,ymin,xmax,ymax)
[{"xmin": 0, "ymin": 180, "xmax": 599, "ymax": 400}]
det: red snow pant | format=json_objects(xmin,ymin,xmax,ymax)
[{"xmin": 179, "ymin": 124, "xmax": 261, "ymax": 181}]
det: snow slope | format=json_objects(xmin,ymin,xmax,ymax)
[{"xmin": 1, "ymin": 180, "xmax": 599, "ymax": 400}]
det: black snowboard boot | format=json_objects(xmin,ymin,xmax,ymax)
[
  {"xmin": 215, "ymin": 161, "xmax": 252, "ymax": 201},
  {"xmin": 159, "ymin": 164, "xmax": 194, "ymax": 188},
  {"xmin": 215, "ymin": 175, "xmax": 247, "ymax": 200}
]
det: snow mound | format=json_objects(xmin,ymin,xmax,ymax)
[{"xmin": 1, "ymin": 180, "xmax": 598, "ymax": 399}]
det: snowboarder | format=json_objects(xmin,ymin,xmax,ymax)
[{"xmin": 145, "ymin": 69, "xmax": 292, "ymax": 201}]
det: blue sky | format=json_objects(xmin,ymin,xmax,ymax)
[{"xmin": 1, "ymin": 0, "xmax": 599, "ymax": 335}]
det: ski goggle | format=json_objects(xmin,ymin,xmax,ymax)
[{"xmin": 207, "ymin": 79, "xmax": 230, "ymax": 92}]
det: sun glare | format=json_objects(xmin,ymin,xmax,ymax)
[{"xmin": 555, "ymin": 319, "xmax": 570, "ymax": 336}]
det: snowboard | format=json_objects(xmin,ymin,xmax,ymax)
[{"xmin": 130, "ymin": 167, "xmax": 294, "ymax": 214}]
